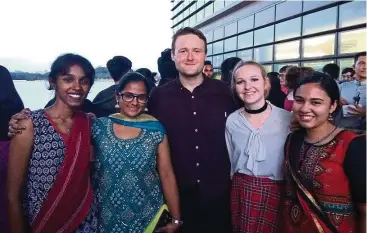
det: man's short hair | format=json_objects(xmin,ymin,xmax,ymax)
[
  {"xmin": 322, "ymin": 63, "xmax": 340, "ymax": 80},
  {"xmin": 204, "ymin": 60, "xmax": 212, "ymax": 66},
  {"xmin": 106, "ymin": 56, "xmax": 132, "ymax": 82},
  {"xmin": 342, "ymin": 67, "xmax": 355, "ymax": 76},
  {"xmin": 354, "ymin": 51, "xmax": 366, "ymax": 63},
  {"xmin": 171, "ymin": 27, "xmax": 207, "ymax": 54}
]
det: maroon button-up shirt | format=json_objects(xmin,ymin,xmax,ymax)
[{"xmin": 148, "ymin": 78, "xmax": 239, "ymax": 199}]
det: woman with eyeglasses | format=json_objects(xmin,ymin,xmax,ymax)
[{"xmin": 91, "ymin": 72, "xmax": 181, "ymax": 233}]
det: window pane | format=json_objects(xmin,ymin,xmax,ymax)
[
  {"xmin": 275, "ymin": 41, "xmax": 300, "ymax": 60},
  {"xmin": 207, "ymin": 44, "xmax": 213, "ymax": 56},
  {"xmin": 302, "ymin": 60, "xmax": 335, "ymax": 72},
  {"xmin": 339, "ymin": 28, "xmax": 367, "ymax": 54},
  {"xmin": 214, "ymin": 0, "xmax": 225, "ymax": 13},
  {"xmin": 190, "ymin": 15, "xmax": 196, "ymax": 26},
  {"xmin": 237, "ymin": 49, "xmax": 253, "ymax": 61},
  {"xmin": 254, "ymin": 45, "xmax": 273, "ymax": 62},
  {"xmin": 197, "ymin": 9, "xmax": 204, "ymax": 22},
  {"xmin": 303, "ymin": 34, "xmax": 335, "ymax": 58},
  {"xmin": 190, "ymin": 3, "xmax": 197, "ymax": 14},
  {"xmin": 339, "ymin": 1, "xmax": 366, "ymax": 28},
  {"xmin": 213, "ymin": 54, "xmax": 224, "ymax": 68},
  {"xmin": 205, "ymin": 2, "xmax": 213, "ymax": 18},
  {"xmin": 213, "ymin": 40, "xmax": 224, "ymax": 54},
  {"xmin": 224, "ymin": 37, "xmax": 237, "ymax": 52},
  {"xmin": 197, "ymin": 0, "xmax": 204, "ymax": 9},
  {"xmin": 205, "ymin": 31, "xmax": 213, "ymax": 43},
  {"xmin": 255, "ymin": 6, "xmax": 275, "ymax": 27},
  {"xmin": 183, "ymin": 8, "xmax": 190, "ymax": 19},
  {"xmin": 224, "ymin": 52, "xmax": 237, "ymax": 60},
  {"xmin": 206, "ymin": 56, "xmax": 212, "ymax": 64},
  {"xmin": 303, "ymin": 1, "xmax": 334, "ymax": 12},
  {"xmin": 254, "ymin": 25, "xmax": 274, "ymax": 46},
  {"xmin": 303, "ymin": 7, "xmax": 337, "ymax": 35},
  {"xmin": 237, "ymin": 32, "xmax": 253, "ymax": 49},
  {"xmin": 225, "ymin": 21, "xmax": 237, "ymax": 37},
  {"xmin": 263, "ymin": 65, "xmax": 272, "ymax": 73},
  {"xmin": 276, "ymin": 1, "xmax": 302, "ymax": 21},
  {"xmin": 275, "ymin": 17, "xmax": 301, "ymax": 41},
  {"xmin": 214, "ymin": 27, "xmax": 224, "ymax": 41},
  {"xmin": 273, "ymin": 63, "xmax": 299, "ymax": 73},
  {"xmin": 238, "ymin": 15, "xmax": 254, "ymax": 32}
]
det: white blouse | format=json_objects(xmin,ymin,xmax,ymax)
[{"xmin": 225, "ymin": 103, "xmax": 291, "ymax": 180}]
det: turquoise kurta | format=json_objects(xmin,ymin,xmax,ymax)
[{"xmin": 92, "ymin": 114, "xmax": 165, "ymax": 233}]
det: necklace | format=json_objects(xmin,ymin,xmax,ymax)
[
  {"xmin": 244, "ymin": 102, "xmax": 268, "ymax": 114},
  {"xmin": 306, "ymin": 126, "xmax": 338, "ymax": 145}
]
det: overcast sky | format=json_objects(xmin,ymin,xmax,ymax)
[{"xmin": 0, "ymin": 0, "xmax": 173, "ymax": 73}]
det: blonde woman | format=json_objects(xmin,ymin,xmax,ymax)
[{"xmin": 225, "ymin": 61, "xmax": 291, "ymax": 233}]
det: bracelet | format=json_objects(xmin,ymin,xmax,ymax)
[{"xmin": 171, "ymin": 217, "xmax": 183, "ymax": 226}]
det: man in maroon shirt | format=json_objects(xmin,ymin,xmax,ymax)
[{"xmin": 148, "ymin": 27, "xmax": 238, "ymax": 233}]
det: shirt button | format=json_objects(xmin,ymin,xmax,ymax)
[
  {"xmin": 197, "ymin": 179, "xmax": 200, "ymax": 183},
  {"xmin": 196, "ymin": 163, "xmax": 200, "ymax": 167},
  {"xmin": 195, "ymin": 146, "xmax": 199, "ymax": 149},
  {"xmin": 194, "ymin": 129, "xmax": 198, "ymax": 132},
  {"xmin": 193, "ymin": 112, "xmax": 196, "ymax": 115},
  {"xmin": 192, "ymin": 96, "xmax": 195, "ymax": 99}
]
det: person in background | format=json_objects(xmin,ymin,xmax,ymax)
[
  {"xmin": 266, "ymin": 72, "xmax": 286, "ymax": 109},
  {"xmin": 148, "ymin": 27, "xmax": 238, "ymax": 233},
  {"xmin": 282, "ymin": 71, "xmax": 366, "ymax": 233},
  {"xmin": 93, "ymin": 56, "xmax": 132, "ymax": 117},
  {"xmin": 341, "ymin": 67, "xmax": 355, "ymax": 83},
  {"xmin": 0, "ymin": 65, "xmax": 24, "ymax": 233},
  {"xmin": 337, "ymin": 52, "xmax": 366, "ymax": 131},
  {"xmin": 226, "ymin": 61, "xmax": 291, "ymax": 233},
  {"xmin": 7, "ymin": 53, "xmax": 97, "ymax": 233},
  {"xmin": 136, "ymin": 67, "xmax": 157, "ymax": 95},
  {"xmin": 322, "ymin": 63, "xmax": 340, "ymax": 82},
  {"xmin": 284, "ymin": 66, "xmax": 314, "ymax": 112},
  {"xmin": 279, "ymin": 65, "xmax": 290, "ymax": 94},
  {"xmin": 157, "ymin": 48, "xmax": 178, "ymax": 87},
  {"xmin": 221, "ymin": 57, "xmax": 241, "ymax": 85},
  {"xmin": 203, "ymin": 60, "xmax": 214, "ymax": 78},
  {"xmin": 92, "ymin": 72, "xmax": 180, "ymax": 233}
]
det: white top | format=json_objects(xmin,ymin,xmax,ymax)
[{"xmin": 225, "ymin": 103, "xmax": 291, "ymax": 180}]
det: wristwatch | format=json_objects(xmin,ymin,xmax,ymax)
[{"xmin": 172, "ymin": 217, "xmax": 183, "ymax": 226}]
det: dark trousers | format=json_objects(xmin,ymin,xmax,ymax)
[{"xmin": 178, "ymin": 188, "xmax": 232, "ymax": 233}]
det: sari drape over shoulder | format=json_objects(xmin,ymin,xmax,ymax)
[
  {"xmin": 282, "ymin": 130, "xmax": 359, "ymax": 233},
  {"xmin": 29, "ymin": 110, "xmax": 94, "ymax": 233}
]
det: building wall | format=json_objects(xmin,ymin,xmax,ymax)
[{"xmin": 171, "ymin": 0, "xmax": 366, "ymax": 73}]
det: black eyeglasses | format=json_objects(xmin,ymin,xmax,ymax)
[{"xmin": 117, "ymin": 92, "xmax": 148, "ymax": 104}]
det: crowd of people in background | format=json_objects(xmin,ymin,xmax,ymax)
[{"xmin": 0, "ymin": 26, "xmax": 365, "ymax": 233}]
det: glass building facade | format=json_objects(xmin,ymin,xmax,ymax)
[{"xmin": 171, "ymin": 0, "xmax": 366, "ymax": 73}]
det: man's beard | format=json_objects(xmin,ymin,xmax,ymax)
[{"xmin": 177, "ymin": 66, "xmax": 203, "ymax": 78}]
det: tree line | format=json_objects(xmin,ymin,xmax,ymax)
[{"xmin": 11, "ymin": 66, "xmax": 111, "ymax": 80}]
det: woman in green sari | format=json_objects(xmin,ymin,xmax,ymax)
[{"xmin": 92, "ymin": 72, "xmax": 181, "ymax": 233}]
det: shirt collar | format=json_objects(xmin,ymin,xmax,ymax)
[{"xmin": 174, "ymin": 75, "xmax": 208, "ymax": 91}]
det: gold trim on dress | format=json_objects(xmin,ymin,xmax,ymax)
[{"xmin": 110, "ymin": 113, "xmax": 158, "ymax": 122}]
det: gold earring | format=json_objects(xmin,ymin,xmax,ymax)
[{"xmin": 328, "ymin": 113, "xmax": 333, "ymax": 121}]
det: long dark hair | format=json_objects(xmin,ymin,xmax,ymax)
[{"xmin": 0, "ymin": 65, "xmax": 24, "ymax": 108}]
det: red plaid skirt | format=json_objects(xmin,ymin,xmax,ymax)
[{"xmin": 231, "ymin": 173, "xmax": 282, "ymax": 233}]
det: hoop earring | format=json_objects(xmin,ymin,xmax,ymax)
[{"xmin": 328, "ymin": 112, "xmax": 333, "ymax": 121}]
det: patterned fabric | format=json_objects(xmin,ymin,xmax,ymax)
[
  {"xmin": 25, "ymin": 110, "xmax": 97, "ymax": 233},
  {"xmin": 231, "ymin": 173, "xmax": 282, "ymax": 233},
  {"xmin": 92, "ymin": 117, "xmax": 165, "ymax": 233},
  {"xmin": 282, "ymin": 131, "xmax": 358, "ymax": 233}
]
